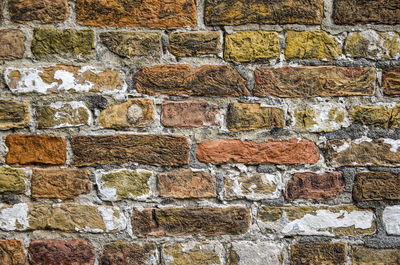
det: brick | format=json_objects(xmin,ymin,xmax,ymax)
[
  {"xmin": 0, "ymin": 29, "xmax": 24, "ymax": 60},
  {"xmin": 258, "ymin": 205, "xmax": 375, "ymax": 236},
  {"xmin": 349, "ymin": 105, "xmax": 391, "ymax": 127},
  {"xmin": 0, "ymin": 99, "xmax": 30, "ymax": 129},
  {"xmin": 0, "ymin": 167, "xmax": 26, "ymax": 194},
  {"xmin": 101, "ymin": 241, "xmax": 158, "ymax": 265},
  {"xmin": 29, "ymin": 240, "xmax": 94, "ymax": 265},
  {"xmin": 132, "ymin": 206, "xmax": 250, "ymax": 236},
  {"xmin": 285, "ymin": 172, "xmax": 344, "ymax": 201},
  {"xmin": 76, "ymin": 0, "xmax": 196, "ymax": 28},
  {"xmin": 352, "ymin": 246, "xmax": 400, "ymax": 265},
  {"xmin": 6, "ymin": 134, "xmax": 66, "ymax": 166},
  {"xmin": 31, "ymin": 168, "xmax": 90, "ymax": 199},
  {"xmin": 391, "ymin": 105, "xmax": 400, "ymax": 129},
  {"xmin": 227, "ymin": 241, "xmax": 284, "ymax": 265},
  {"xmin": 205, "ymin": 0, "xmax": 323, "ymax": 26},
  {"xmin": 157, "ymin": 168, "xmax": 216, "ymax": 198},
  {"xmin": 290, "ymin": 242, "xmax": 347, "ymax": 265},
  {"xmin": 285, "ymin": 30, "xmax": 341, "ymax": 61},
  {"xmin": 162, "ymin": 100, "xmax": 220, "ymax": 127},
  {"xmin": 5, "ymin": 65, "xmax": 125, "ymax": 94},
  {"xmin": 254, "ymin": 66, "xmax": 376, "ymax": 97},
  {"xmin": 325, "ymin": 138, "xmax": 400, "ymax": 167},
  {"xmin": 383, "ymin": 66, "xmax": 400, "ymax": 95},
  {"xmin": 37, "ymin": 101, "xmax": 91, "ymax": 129},
  {"xmin": 383, "ymin": 205, "xmax": 400, "ymax": 235},
  {"xmin": 227, "ymin": 102, "xmax": 284, "ymax": 131},
  {"xmin": 225, "ymin": 31, "xmax": 280, "ymax": 62},
  {"xmin": 163, "ymin": 242, "xmax": 224, "ymax": 265},
  {"xmin": 71, "ymin": 135, "xmax": 189, "ymax": 167},
  {"xmin": 0, "ymin": 240, "xmax": 24, "ymax": 265},
  {"xmin": 0, "ymin": 203, "xmax": 29, "ymax": 231},
  {"xmin": 196, "ymin": 138, "xmax": 319, "ymax": 165},
  {"xmin": 333, "ymin": 0, "xmax": 400, "ymax": 25},
  {"xmin": 169, "ymin": 31, "xmax": 221, "ymax": 57},
  {"xmin": 8, "ymin": 0, "xmax": 69, "ymax": 23},
  {"xmin": 100, "ymin": 31, "xmax": 162, "ymax": 58},
  {"xmin": 133, "ymin": 65, "xmax": 249, "ymax": 97},
  {"xmin": 97, "ymin": 169, "xmax": 152, "ymax": 201},
  {"xmin": 99, "ymin": 99, "xmax": 154, "ymax": 129},
  {"xmin": 353, "ymin": 172, "xmax": 400, "ymax": 201}
]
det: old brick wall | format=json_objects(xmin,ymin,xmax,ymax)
[{"xmin": 0, "ymin": 0, "xmax": 399, "ymax": 264}]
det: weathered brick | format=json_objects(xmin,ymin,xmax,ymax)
[
  {"xmin": 205, "ymin": 0, "xmax": 324, "ymax": 26},
  {"xmin": 353, "ymin": 172, "xmax": 400, "ymax": 201},
  {"xmin": 99, "ymin": 99, "xmax": 154, "ymax": 129},
  {"xmin": 101, "ymin": 241, "xmax": 158, "ymax": 265},
  {"xmin": 290, "ymin": 242, "xmax": 347, "ymax": 265},
  {"xmin": 225, "ymin": 31, "xmax": 280, "ymax": 62},
  {"xmin": 0, "ymin": 99, "xmax": 30, "ymax": 129},
  {"xmin": 169, "ymin": 31, "xmax": 221, "ymax": 57},
  {"xmin": 76, "ymin": 0, "xmax": 197, "ymax": 28},
  {"xmin": 100, "ymin": 31, "xmax": 162, "ymax": 58},
  {"xmin": 6, "ymin": 134, "xmax": 66, "ymax": 166},
  {"xmin": 133, "ymin": 65, "xmax": 249, "ymax": 97},
  {"xmin": 349, "ymin": 105, "xmax": 391, "ymax": 127},
  {"xmin": 29, "ymin": 240, "xmax": 94, "ymax": 265},
  {"xmin": 5, "ymin": 65, "xmax": 125, "ymax": 94},
  {"xmin": 0, "ymin": 30, "xmax": 24, "ymax": 60},
  {"xmin": 258, "ymin": 205, "xmax": 375, "ymax": 236},
  {"xmin": 391, "ymin": 105, "xmax": 400, "ymax": 129},
  {"xmin": 333, "ymin": 0, "xmax": 400, "ymax": 25},
  {"xmin": 325, "ymin": 138, "xmax": 400, "ymax": 167},
  {"xmin": 383, "ymin": 66, "xmax": 400, "ymax": 95},
  {"xmin": 0, "ymin": 240, "xmax": 24, "ymax": 265},
  {"xmin": 97, "ymin": 169, "xmax": 152, "ymax": 201},
  {"xmin": 227, "ymin": 241, "xmax": 284, "ymax": 265},
  {"xmin": 8, "ymin": 0, "xmax": 69, "ymax": 23},
  {"xmin": 352, "ymin": 246, "xmax": 400, "ymax": 265},
  {"xmin": 227, "ymin": 102, "xmax": 284, "ymax": 131},
  {"xmin": 157, "ymin": 169, "xmax": 216, "ymax": 198},
  {"xmin": 31, "ymin": 168, "xmax": 90, "ymax": 199},
  {"xmin": 0, "ymin": 203, "xmax": 29, "ymax": 231},
  {"xmin": 285, "ymin": 30, "xmax": 341, "ymax": 61},
  {"xmin": 71, "ymin": 135, "xmax": 189, "ymax": 167},
  {"xmin": 254, "ymin": 66, "xmax": 376, "ymax": 97},
  {"xmin": 37, "ymin": 101, "xmax": 91, "ymax": 129},
  {"xmin": 0, "ymin": 167, "xmax": 26, "ymax": 194},
  {"xmin": 162, "ymin": 100, "xmax": 220, "ymax": 127},
  {"xmin": 285, "ymin": 172, "xmax": 344, "ymax": 201},
  {"xmin": 383, "ymin": 205, "xmax": 400, "ymax": 235},
  {"xmin": 163, "ymin": 242, "xmax": 224, "ymax": 265},
  {"xmin": 32, "ymin": 28, "xmax": 94, "ymax": 59},
  {"xmin": 132, "ymin": 207, "xmax": 250, "ymax": 236},
  {"xmin": 196, "ymin": 138, "xmax": 319, "ymax": 165}
]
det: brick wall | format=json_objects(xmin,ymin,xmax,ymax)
[{"xmin": 0, "ymin": 0, "xmax": 400, "ymax": 264}]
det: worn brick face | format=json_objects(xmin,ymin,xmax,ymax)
[
  {"xmin": 290, "ymin": 242, "xmax": 347, "ymax": 265},
  {"xmin": 0, "ymin": 167, "xmax": 26, "ymax": 194},
  {"xmin": 169, "ymin": 31, "xmax": 221, "ymax": 57},
  {"xmin": 8, "ymin": 0, "xmax": 69, "ymax": 23},
  {"xmin": 0, "ymin": 99, "xmax": 30, "ymax": 129},
  {"xmin": 353, "ymin": 171, "xmax": 400, "ymax": 201},
  {"xmin": 383, "ymin": 66, "xmax": 400, "ymax": 95},
  {"xmin": 0, "ymin": 30, "xmax": 25, "ymax": 60},
  {"xmin": 352, "ymin": 246, "xmax": 400, "ymax": 265},
  {"xmin": 0, "ymin": 240, "xmax": 24, "ymax": 265},
  {"xmin": 100, "ymin": 241, "xmax": 158, "ymax": 265}
]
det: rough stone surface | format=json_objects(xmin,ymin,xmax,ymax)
[
  {"xmin": 0, "ymin": 99, "xmax": 30, "ymax": 129},
  {"xmin": 8, "ymin": 0, "xmax": 69, "ymax": 23},
  {"xmin": 196, "ymin": 138, "xmax": 319, "ymax": 165},
  {"xmin": 383, "ymin": 66, "xmax": 400, "ymax": 95},
  {"xmin": 0, "ymin": 167, "xmax": 26, "ymax": 194},
  {"xmin": 352, "ymin": 246, "xmax": 400, "ymax": 265},
  {"xmin": 163, "ymin": 242, "xmax": 224, "ymax": 265},
  {"xmin": 169, "ymin": 31, "xmax": 221, "ymax": 57},
  {"xmin": 162, "ymin": 100, "xmax": 220, "ymax": 127},
  {"xmin": 100, "ymin": 31, "xmax": 162, "ymax": 58},
  {"xmin": 391, "ymin": 105, "xmax": 400, "ymax": 129},
  {"xmin": 32, "ymin": 28, "xmax": 94, "ymax": 59},
  {"xmin": 227, "ymin": 241, "xmax": 284, "ymax": 265},
  {"xmin": 285, "ymin": 30, "xmax": 341, "ymax": 61},
  {"xmin": 0, "ymin": 29, "xmax": 25, "ymax": 60},
  {"xmin": 100, "ymin": 241, "xmax": 158, "ymax": 265},
  {"xmin": 333, "ymin": 0, "xmax": 400, "ymax": 25},
  {"xmin": 349, "ymin": 105, "xmax": 391, "ymax": 127},
  {"xmin": 99, "ymin": 99, "xmax": 154, "ymax": 128},
  {"xmin": 29, "ymin": 240, "xmax": 95, "ymax": 265},
  {"xmin": 383, "ymin": 205, "xmax": 400, "ymax": 235},
  {"xmin": 285, "ymin": 172, "xmax": 345, "ymax": 201},
  {"xmin": 254, "ymin": 66, "xmax": 376, "ymax": 97},
  {"xmin": 71, "ymin": 135, "xmax": 189, "ymax": 166},
  {"xmin": 31, "ymin": 168, "xmax": 90, "ymax": 199},
  {"xmin": 132, "ymin": 207, "xmax": 250, "ymax": 236},
  {"xmin": 0, "ymin": 240, "xmax": 24, "ymax": 265},
  {"xmin": 204, "ymin": 0, "xmax": 324, "ymax": 26},
  {"xmin": 6, "ymin": 134, "xmax": 66, "ymax": 166},
  {"xmin": 76, "ymin": 0, "xmax": 197, "ymax": 28},
  {"xmin": 157, "ymin": 169, "xmax": 216, "ymax": 198},
  {"xmin": 133, "ymin": 65, "xmax": 249, "ymax": 97},
  {"xmin": 290, "ymin": 242, "xmax": 347, "ymax": 265},
  {"xmin": 225, "ymin": 31, "xmax": 280, "ymax": 62},
  {"xmin": 227, "ymin": 102, "xmax": 284, "ymax": 131},
  {"xmin": 37, "ymin": 101, "xmax": 91, "ymax": 128},
  {"xmin": 353, "ymin": 172, "xmax": 400, "ymax": 201}
]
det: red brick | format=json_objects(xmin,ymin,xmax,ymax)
[
  {"xmin": 8, "ymin": 0, "xmax": 69, "ymax": 23},
  {"xmin": 383, "ymin": 66, "xmax": 400, "ymax": 95},
  {"xmin": 0, "ymin": 240, "xmax": 24, "ymax": 265},
  {"xmin": 196, "ymin": 139, "xmax": 319, "ymax": 165}
]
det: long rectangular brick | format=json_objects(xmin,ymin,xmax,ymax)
[
  {"xmin": 352, "ymin": 246, "xmax": 400, "ymax": 265},
  {"xmin": 9, "ymin": 0, "xmax": 69, "ymax": 23},
  {"xmin": 101, "ymin": 241, "xmax": 157, "ymax": 265},
  {"xmin": 291, "ymin": 243, "xmax": 347, "ymax": 265},
  {"xmin": 71, "ymin": 135, "xmax": 189, "ymax": 167},
  {"xmin": 353, "ymin": 172, "xmax": 400, "ymax": 201}
]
